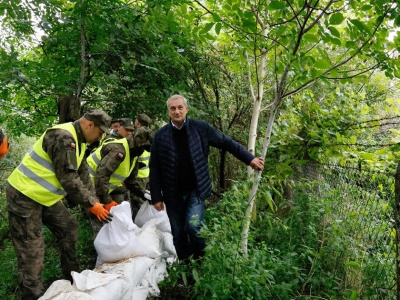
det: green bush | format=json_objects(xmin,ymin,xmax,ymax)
[{"xmin": 188, "ymin": 176, "xmax": 396, "ymax": 300}]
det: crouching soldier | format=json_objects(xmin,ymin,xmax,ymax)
[
  {"xmin": 87, "ymin": 126, "xmax": 154, "ymax": 235},
  {"xmin": 6, "ymin": 109, "xmax": 112, "ymax": 300}
]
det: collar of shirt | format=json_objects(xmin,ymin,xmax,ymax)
[
  {"xmin": 73, "ymin": 121, "xmax": 85, "ymax": 148},
  {"xmin": 171, "ymin": 118, "xmax": 186, "ymax": 130}
]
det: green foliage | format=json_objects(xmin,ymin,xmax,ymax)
[
  {"xmin": 189, "ymin": 167, "xmax": 396, "ymax": 300},
  {"xmin": 195, "ymin": 185, "xmax": 280, "ymax": 299}
]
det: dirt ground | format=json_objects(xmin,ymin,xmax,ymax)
[{"xmin": 153, "ymin": 284, "xmax": 192, "ymax": 300}]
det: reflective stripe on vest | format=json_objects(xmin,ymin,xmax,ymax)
[
  {"xmin": 7, "ymin": 123, "xmax": 86, "ymax": 206},
  {"xmin": 87, "ymin": 138, "xmax": 137, "ymax": 193},
  {"xmin": 137, "ymin": 150, "xmax": 150, "ymax": 178}
]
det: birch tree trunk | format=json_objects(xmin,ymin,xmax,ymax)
[
  {"xmin": 246, "ymin": 7, "xmax": 267, "ymax": 176},
  {"xmin": 241, "ymin": 95, "xmax": 281, "ymax": 255}
]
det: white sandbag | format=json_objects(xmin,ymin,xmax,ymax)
[
  {"xmin": 72, "ymin": 270, "xmax": 121, "ymax": 291},
  {"xmin": 72, "ymin": 269, "xmax": 129, "ymax": 300},
  {"xmin": 134, "ymin": 201, "xmax": 169, "ymax": 229},
  {"xmin": 87, "ymin": 277, "xmax": 129, "ymax": 300},
  {"xmin": 149, "ymin": 215, "xmax": 171, "ymax": 233},
  {"xmin": 94, "ymin": 202, "xmax": 146, "ymax": 264},
  {"xmin": 130, "ymin": 280, "xmax": 150, "ymax": 300},
  {"xmin": 94, "ymin": 256, "xmax": 155, "ymax": 297},
  {"xmin": 160, "ymin": 231, "xmax": 177, "ymax": 258},
  {"xmin": 144, "ymin": 257, "xmax": 168, "ymax": 296},
  {"xmin": 38, "ymin": 280, "xmax": 82, "ymax": 300},
  {"xmin": 136, "ymin": 223, "xmax": 162, "ymax": 258},
  {"xmin": 42, "ymin": 291, "xmax": 93, "ymax": 300}
]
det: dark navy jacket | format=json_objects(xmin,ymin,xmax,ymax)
[{"xmin": 149, "ymin": 118, "xmax": 255, "ymax": 204}]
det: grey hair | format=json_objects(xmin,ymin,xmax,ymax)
[{"xmin": 166, "ymin": 94, "xmax": 188, "ymax": 108}]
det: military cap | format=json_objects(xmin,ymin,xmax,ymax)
[
  {"xmin": 136, "ymin": 113, "xmax": 152, "ymax": 127},
  {"xmin": 84, "ymin": 109, "xmax": 111, "ymax": 134},
  {"xmin": 118, "ymin": 118, "xmax": 135, "ymax": 131},
  {"xmin": 130, "ymin": 126, "xmax": 154, "ymax": 149}
]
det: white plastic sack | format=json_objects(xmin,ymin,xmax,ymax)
[
  {"xmin": 94, "ymin": 256, "xmax": 154, "ymax": 294},
  {"xmin": 160, "ymin": 231, "xmax": 177, "ymax": 258},
  {"xmin": 94, "ymin": 202, "xmax": 146, "ymax": 264},
  {"xmin": 87, "ymin": 278, "xmax": 129, "ymax": 300},
  {"xmin": 144, "ymin": 257, "xmax": 168, "ymax": 296},
  {"xmin": 136, "ymin": 223, "xmax": 162, "ymax": 258},
  {"xmin": 71, "ymin": 270, "xmax": 128, "ymax": 300},
  {"xmin": 131, "ymin": 280, "xmax": 150, "ymax": 300},
  {"xmin": 38, "ymin": 280, "xmax": 88, "ymax": 300},
  {"xmin": 72, "ymin": 270, "xmax": 121, "ymax": 291},
  {"xmin": 41, "ymin": 290, "xmax": 93, "ymax": 300},
  {"xmin": 134, "ymin": 201, "xmax": 170, "ymax": 232}
]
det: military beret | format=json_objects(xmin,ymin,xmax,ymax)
[
  {"xmin": 130, "ymin": 126, "xmax": 154, "ymax": 148},
  {"xmin": 118, "ymin": 118, "xmax": 135, "ymax": 131},
  {"xmin": 136, "ymin": 113, "xmax": 152, "ymax": 127},
  {"xmin": 84, "ymin": 109, "xmax": 111, "ymax": 134}
]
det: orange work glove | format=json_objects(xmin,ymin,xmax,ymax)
[
  {"xmin": 104, "ymin": 200, "xmax": 118, "ymax": 212},
  {"xmin": 89, "ymin": 203, "xmax": 112, "ymax": 222}
]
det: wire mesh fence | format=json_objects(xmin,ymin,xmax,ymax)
[{"xmin": 291, "ymin": 162, "xmax": 397, "ymax": 299}]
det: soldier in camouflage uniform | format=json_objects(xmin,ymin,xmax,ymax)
[
  {"xmin": 131, "ymin": 113, "xmax": 153, "ymax": 215},
  {"xmin": 85, "ymin": 118, "xmax": 134, "ymax": 157},
  {"xmin": 108, "ymin": 118, "xmax": 135, "ymax": 139},
  {"xmin": 87, "ymin": 126, "xmax": 154, "ymax": 234},
  {"xmin": 6, "ymin": 109, "xmax": 112, "ymax": 300},
  {"xmin": 101, "ymin": 118, "xmax": 135, "ymax": 203}
]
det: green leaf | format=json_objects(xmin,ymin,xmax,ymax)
[
  {"xmin": 269, "ymin": 1, "xmax": 286, "ymax": 9},
  {"xmin": 361, "ymin": 153, "xmax": 375, "ymax": 160},
  {"xmin": 215, "ymin": 22, "xmax": 222, "ymax": 35},
  {"xmin": 345, "ymin": 41, "xmax": 357, "ymax": 48},
  {"xmin": 390, "ymin": 144, "xmax": 400, "ymax": 152},
  {"xmin": 361, "ymin": 5, "xmax": 372, "ymax": 11},
  {"xmin": 212, "ymin": 13, "xmax": 221, "ymax": 22},
  {"xmin": 345, "ymin": 261, "xmax": 361, "ymax": 269},
  {"xmin": 330, "ymin": 37, "xmax": 341, "ymax": 46},
  {"xmin": 328, "ymin": 26, "xmax": 340, "ymax": 38},
  {"xmin": 192, "ymin": 269, "xmax": 200, "ymax": 283},
  {"xmin": 303, "ymin": 33, "xmax": 319, "ymax": 43},
  {"xmin": 315, "ymin": 57, "xmax": 330, "ymax": 69},
  {"xmin": 350, "ymin": 19, "xmax": 371, "ymax": 35},
  {"xmin": 395, "ymin": 15, "xmax": 400, "ymax": 27},
  {"xmin": 330, "ymin": 13, "xmax": 344, "ymax": 25},
  {"xmin": 200, "ymin": 22, "xmax": 214, "ymax": 34},
  {"xmin": 242, "ymin": 19, "xmax": 256, "ymax": 30},
  {"xmin": 336, "ymin": 132, "xmax": 342, "ymax": 142},
  {"xmin": 264, "ymin": 191, "xmax": 275, "ymax": 212},
  {"xmin": 181, "ymin": 272, "xmax": 188, "ymax": 286}
]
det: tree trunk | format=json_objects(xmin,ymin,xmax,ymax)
[{"xmin": 58, "ymin": 95, "xmax": 80, "ymax": 123}]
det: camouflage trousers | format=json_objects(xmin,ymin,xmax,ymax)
[
  {"xmin": 130, "ymin": 177, "xmax": 148, "ymax": 221},
  {"xmin": 6, "ymin": 183, "xmax": 79, "ymax": 300}
]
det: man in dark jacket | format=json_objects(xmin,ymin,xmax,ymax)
[{"xmin": 149, "ymin": 94, "xmax": 264, "ymax": 261}]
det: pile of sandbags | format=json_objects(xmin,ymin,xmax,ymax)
[{"xmin": 39, "ymin": 201, "xmax": 176, "ymax": 300}]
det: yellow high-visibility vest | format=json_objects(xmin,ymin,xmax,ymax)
[
  {"xmin": 87, "ymin": 138, "xmax": 137, "ymax": 193},
  {"xmin": 8, "ymin": 123, "xmax": 86, "ymax": 206},
  {"xmin": 137, "ymin": 150, "xmax": 150, "ymax": 178}
]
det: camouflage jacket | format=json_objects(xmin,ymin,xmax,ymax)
[
  {"xmin": 9, "ymin": 121, "xmax": 98, "ymax": 208},
  {"xmin": 94, "ymin": 141, "xmax": 142, "ymax": 204}
]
